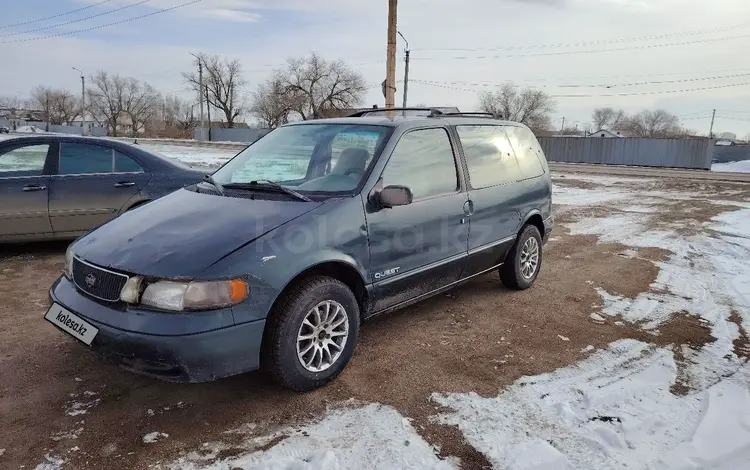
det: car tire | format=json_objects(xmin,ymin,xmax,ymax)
[
  {"xmin": 500, "ymin": 224, "xmax": 543, "ymax": 290},
  {"xmin": 262, "ymin": 276, "xmax": 360, "ymax": 392}
]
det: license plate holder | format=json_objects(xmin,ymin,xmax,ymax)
[{"xmin": 45, "ymin": 303, "xmax": 99, "ymax": 346}]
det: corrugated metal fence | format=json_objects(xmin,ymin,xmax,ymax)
[{"xmin": 537, "ymin": 137, "xmax": 715, "ymax": 170}]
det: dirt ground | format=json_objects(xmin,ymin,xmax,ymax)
[{"xmin": 1, "ymin": 174, "xmax": 748, "ymax": 470}]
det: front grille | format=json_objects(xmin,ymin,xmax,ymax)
[{"xmin": 72, "ymin": 257, "xmax": 128, "ymax": 302}]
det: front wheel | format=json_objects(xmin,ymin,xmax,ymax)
[
  {"xmin": 500, "ymin": 225, "xmax": 543, "ymax": 290},
  {"xmin": 262, "ymin": 276, "xmax": 360, "ymax": 392}
]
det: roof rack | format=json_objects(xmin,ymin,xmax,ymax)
[
  {"xmin": 347, "ymin": 107, "xmax": 446, "ymax": 117},
  {"xmin": 441, "ymin": 112, "xmax": 502, "ymax": 119}
]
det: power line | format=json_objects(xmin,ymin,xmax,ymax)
[
  {"xmin": 715, "ymin": 115, "xmax": 750, "ymax": 122},
  {"xmin": 410, "ymin": 79, "xmax": 750, "ymax": 98},
  {"xmin": 410, "ymin": 34, "xmax": 750, "ymax": 61},
  {"xmin": 412, "ymin": 73, "xmax": 750, "ymax": 90},
  {"xmin": 0, "ymin": 0, "xmax": 116, "ymax": 30},
  {"xmin": 0, "ymin": 0, "xmax": 153, "ymax": 39},
  {"xmin": 413, "ymin": 22, "xmax": 750, "ymax": 53},
  {"xmin": 0, "ymin": 0, "xmax": 204, "ymax": 44}
]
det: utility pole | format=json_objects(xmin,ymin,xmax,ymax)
[
  {"xmin": 560, "ymin": 117, "xmax": 565, "ymax": 133},
  {"xmin": 190, "ymin": 53, "xmax": 205, "ymax": 141},
  {"xmin": 709, "ymin": 109, "xmax": 716, "ymax": 139},
  {"xmin": 385, "ymin": 0, "xmax": 398, "ymax": 112},
  {"xmin": 73, "ymin": 67, "xmax": 85, "ymax": 134},
  {"xmin": 397, "ymin": 31, "xmax": 410, "ymax": 112},
  {"xmin": 205, "ymin": 85, "xmax": 211, "ymax": 142}
]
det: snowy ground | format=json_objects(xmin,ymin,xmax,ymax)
[
  {"xmin": 140, "ymin": 143, "xmax": 239, "ymax": 169},
  {"xmin": 2, "ymin": 165, "xmax": 749, "ymax": 469},
  {"xmin": 712, "ymin": 160, "xmax": 750, "ymax": 173},
  {"xmin": 148, "ymin": 175, "xmax": 750, "ymax": 470}
]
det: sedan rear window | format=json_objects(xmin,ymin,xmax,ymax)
[{"xmin": 59, "ymin": 143, "xmax": 113, "ymax": 175}]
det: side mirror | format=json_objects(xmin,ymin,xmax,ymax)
[{"xmin": 378, "ymin": 185, "xmax": 413, "ymax": 208}]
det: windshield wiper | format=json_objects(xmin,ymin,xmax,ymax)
[
  {"xmin": 223, "ymin": 180, "xmax": 312, "ymax": 202},
  {"xmin": 202, "ymin": 174, "xmax": 225, "ymax": 196}
]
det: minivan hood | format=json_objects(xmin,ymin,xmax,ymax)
[{"xmin": 73, "ymin": 188, "xmax": 322, "ymax": 278}]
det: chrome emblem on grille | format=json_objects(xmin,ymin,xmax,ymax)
[{"xmin": 85, "ymin": 274, "xmax": 97, "ymax": 288}]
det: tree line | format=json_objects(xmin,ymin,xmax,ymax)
[
  {"xmin": 476, "ymin": 85, "xmax": 703, "ymax": 138},
  {"xmin": 1, "ymin": 53, "xmax": 739, "ymax": 139},
  {"xmin": 0, "ymin": 52, "xmax": 369, "ymax": 137}
]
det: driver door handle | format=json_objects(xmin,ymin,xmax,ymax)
[
  {"xmin": 22, "ymin": 184, "xmax": 46, "ymax": 192},
  {"xmin": 463, "ymin": 199, "xmax": 474, "ymax": 216},
  {"xmin": 114, "ymin": 182, "xmax": 136, "ymax": 188}
]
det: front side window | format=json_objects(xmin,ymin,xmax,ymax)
[
  {"xmin": 59, "ymin": 143, "xmax": 112, "ymax": 175},
  {"xmin": 456, "ymin": 125, "xmax": 521, "ymax": 188},
  {"xmin": 212, "ymin": 124, "xmax": 392, "ymax": 193},
  {"xmin": 504, "ymin": 126, "xmax": 545, "ymax": 179},
  {"xmin": 0, "ymin": 144, "xmax": 49, "ymax": 176},
  {"xmin": 380, "ymin": 128, "xmax": 459, "ymax": 199}
]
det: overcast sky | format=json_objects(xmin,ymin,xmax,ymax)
[{"xmin": 1, "ymin": 0, "xmax": 749, "ymax": 136}]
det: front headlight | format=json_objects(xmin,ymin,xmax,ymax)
[
  {"xmin": 64, "ymin": 245, "xmax": 75, "ymax": 278},
  {"xmin": 139, "ymin": 279, "xmax": 248, "ymax": 311}
]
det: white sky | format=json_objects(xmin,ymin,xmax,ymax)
[{"xmin": 1, "ymin": 0, "xmax": 749, "ymax": 136}]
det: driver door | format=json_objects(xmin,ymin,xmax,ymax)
[{"xmin": 366, "ymin": 127, "xmax": 470, "ymax": 312}]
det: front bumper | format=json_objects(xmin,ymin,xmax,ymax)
[{"xmin": 48, "ymin": 276, "xmax": 265, "ymax": 383}]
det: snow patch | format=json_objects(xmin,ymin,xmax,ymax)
[
  {"xmin": 433, "ymin": 340, "xmax": 750, "ymax": 469},
  {"xmin": 165, "ymin": 403, "xmax": 454, "ymax": 470},
  {"xmin": 143, "ymin": 432, "xmax": 169, "ymax": 444},
  {"xmin": 712, "ymin": 160, "xmax": 750, "ymax": 173},
  {"xmin": 34, "ymin": 454, "xmax": 66, "ymax": 470}
]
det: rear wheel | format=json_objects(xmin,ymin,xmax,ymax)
[
  {"xmin": 262, "ymin": 276, "xmax": 360, "ymax": 391},
  {"xmin": 500, "ymin": 224, "xmax": 543, "ymax": 290}
]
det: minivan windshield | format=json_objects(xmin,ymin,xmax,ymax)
[{"xmin": 212, "ymin": 124, "xmax": 392, "ymax": 193}]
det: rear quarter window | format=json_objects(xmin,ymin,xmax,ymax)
[
  {"xmin": 455, "ymin": 125, "xmax": 521, "ymax": 188},
  {"xmin": 504, "ymin": 126, "xmax": 546, "ymax": 179}
]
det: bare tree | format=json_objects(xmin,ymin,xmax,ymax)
[
  {"xmin": 621, "ymin": 109, "xmax": 683, "ymax": 138},
  {"xmin": 478, "ymin": 83, "xmax": 556, "ymax": 133},
  {"xmin": 560, "ymin": 126, "xmax": 584, "ymax": 136},
  {"xmin": 183, "ymin": 54, "xmax": 246, "ymax": 128},
  {"xmin": 176, "ymin": 100, "xmax": 198, "ymax": 132},
  {"xmin": 273, "ymin": 53, "xmax": 367, "ymax": 120},
  {"xmin": 87, "ymin": 71, "xmax": 126, "ymax": 136},
  {"xmin": 717, "ymin": 132, "xmax": 737, "ymax": 141},
  {"xmin": 87, "ymin": 72, "xmax": 160, "ymax": 136},
  {"xmin": 30, "ymin": 86, "xmax": 55, "ymax": 124},
  {"xmin": 592, "ymin": 107, "xmax": 626, "ymax": 130},
  {"xmin": 122, "ymin": 78, "xmax": 161, "ymax": 136},
  {"xmin": 156, "ymin": 95, "xmax": 197, "ymax": 138},
  {"xmin": 29, "ymin": 86, "xmax": 81, "ymax": 125},
  {"xmin": 743, "ymin": 133, "xmax": 750, "ymax": 143},
  {"xmin": 250, "ymin": 79, "xmax": 293, "ymax": 128},
  {"xmin": 0, "ymin": 95, "xmax": 23, "ymax": 110},
  {"xmin": 54, "ymin": 89, "xmax": 81, "ymax": 125}
]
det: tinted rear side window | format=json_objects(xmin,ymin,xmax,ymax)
[
  {"xmin": 115, "ymin": 151, "xmax": 144, "ymax": 173},
  {"xmin": 380, "ymin": 128, "xmax": 458, "ymax": 199},
  {"xmin": 456, "ymin": 125, "xmax": 521, "ymax": 188},
  {"xmin": 504, "ymin": 126, "xmax": 545, "ymax": 179},
  {"xmin": 59, "ymin": 143, "xmax": 112, "ymax": 175}
]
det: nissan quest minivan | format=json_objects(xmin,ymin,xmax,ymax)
[{"xmin": 46, "ymin": 109, "xmax": 553, "ymax": 391}]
